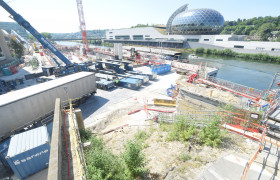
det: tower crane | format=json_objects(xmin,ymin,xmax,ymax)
[{"xmin": 76, "ymin": 0, "xmax": 89, "ymax": 55}]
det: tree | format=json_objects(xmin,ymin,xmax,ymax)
[
  {"xmin": 257, "ymin": 23, "xmax": 275, "ymax": 41},
  {"xmin": 243, "ymin": 26, "xmax": 255, "ymax": 35},
  {"xmin": 41, "ymin": 32, "xmax": 52, "ymax": 39},
  {"xmin": 9, "ymin": 39, "xmax": 24, "ymax": 58},
  {"xmin": 29, "ymin": 35, "xmax": 35, "ymax": 40},
  {"xmin": 249, "ymin": 30, "xmax": 257, "ymax": 36}
]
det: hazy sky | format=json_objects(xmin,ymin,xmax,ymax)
[{"xmin": 0, "ymin": 0, "xmax": 279, "ymax": 33}]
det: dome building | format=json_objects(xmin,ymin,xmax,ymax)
[{"xmin": 166, "ymin": 5, "xmax": 224, "ymax": 35}]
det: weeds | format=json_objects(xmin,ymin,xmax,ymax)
[
  {"xmin": 161, "ymin": 114, "xmax": 225, "ymax": 148},
  {"xmin": 122, "ymin": 140, "xmax": 148, "ymax": 178},
  {"xmin": 79, "ymin": 128, "xmax": 92, "ymax": 143},
  {"xmin": 198, "ymin": 117, "xmax": 225, "ymax": 147},
  {"xmin": 85, "ymin": 135, "xmax": 148, "ymax": 179},
  {"xmin": 85, "ymin": 136, "xmax": 130, "ymax": 180},
  {"xmin": 179, "ymin": 153, "xmax": 192, "ymax": 162},
  {"xmin": 135, "ymin": 130, "xmax": 150, "ymax": 142}
]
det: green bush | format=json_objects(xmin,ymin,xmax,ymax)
[
  {"xmin": 122, "ymin": 140, "xmax": 148, "ymax": 178},
  {"xmin": 162, "ymin": 114, "xmax": 224, "ymax": 148},
  {"xmin": 195, "ymin": 47, "xmax": 205, "ymax": 54},
  {"xmin": 79, "ymin": 128, "xmax": 92, "ymax": 143},
  {"xmin": 85, "ymin": 136, "xmax": 131, "ymax": 180},
  {"xmin": 85, "ymin": 135, "xmax": 148, "ymax": 179},
  {"xmin": 198, "ymin": 117, "xmax": 225, "ymax": 148}
]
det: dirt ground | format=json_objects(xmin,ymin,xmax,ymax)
[
  {"xmin": 89, "ymin": 104, "xmax": 259, "ymax": 180},
  {"xmin": 84, "ymin": 72, "xmax": 274, "ymax": 179}
]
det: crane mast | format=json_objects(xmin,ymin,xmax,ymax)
[
  {"xmin": 0, "ymin": 0, "xmax": 72, "ymax": 66},
  {"xmin": 76, "ymin": 0, "xmax": 89, "ymax": 54}
]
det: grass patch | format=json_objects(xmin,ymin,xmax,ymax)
[
  {"xmin": 179, "ymin": 153, "xmax": 192, "ymax": 162},
  {"xmin": 135, "ymin": 130, "xmax": 150, "ymax": 142}
]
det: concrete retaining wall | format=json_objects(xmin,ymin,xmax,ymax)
[{"xmin": 47, "ymin": 98, "xmax": 62, "ymax": 180}]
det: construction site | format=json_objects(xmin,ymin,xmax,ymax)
[{"xmin": 0, "ymin": 0, "xmax": 280, "ymax": 180}]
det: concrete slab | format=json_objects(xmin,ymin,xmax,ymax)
[{"xmin": 199, "ymin": 154, "xmax": 274, "ymax": 180}]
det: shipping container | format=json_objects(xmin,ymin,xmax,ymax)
[
  {"xmin": 0, "ymin": 72, "xmax": 97, "ymax": 140},
  {"xmin": 0, "ymin": 138, "xmax": 11, "ymax": 168},
  {"xmin": 6, "ymin": 126, "xmax": 50, "ymax": 180},
  {"xmin": 151, "ymin": 64, "xmax": 171, "ymax": 75}
]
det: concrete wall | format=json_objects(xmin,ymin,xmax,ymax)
[{"xmin": 47, "ymin": 98, "xmax": 62, "ymax": 180}]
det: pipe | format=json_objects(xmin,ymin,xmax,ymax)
[{"xmin": 128, "ymin": 109, "xmax": 175, "ymax": 115}]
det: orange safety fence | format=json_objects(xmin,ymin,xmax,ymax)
[
  {"xmin": 218, "ymin": 112, "xmax": 264, "ymax": 132},
  {"xmin": 241, "ymin": 125, "xmax": 267, "ymax": 180}
]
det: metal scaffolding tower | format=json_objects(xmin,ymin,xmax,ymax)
[{"xmin": 76, "ymin": 0, "xmax": 89, "ymax": 54}]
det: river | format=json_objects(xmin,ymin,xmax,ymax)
[{"xmin": 182, "ymin": 53, "xmax": 280, "ymax": 91}]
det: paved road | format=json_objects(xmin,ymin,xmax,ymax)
[{"xmin": 79, "ymin": 72, "xmax": 179, "ymax": 126}]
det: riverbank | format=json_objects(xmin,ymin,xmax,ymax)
[{"xmin": 193, "ymin": 48, "xmax": 280, "ymax": 63}]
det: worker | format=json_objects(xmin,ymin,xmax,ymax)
[{"xmin": 115, "ymin": 77, "xmax": 119, "ymax": 86}]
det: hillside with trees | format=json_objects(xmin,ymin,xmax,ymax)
[
  {"xmin": 50, "ymin": 30, "xmax": 106, "ymax": 39},
  {"xmin": 221, "ymin": 16, "xmax": 280, "ymax": 41}
]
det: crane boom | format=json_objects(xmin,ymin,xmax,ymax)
[
  {"xmin": 76, "ymin": 0, "xmax": 89, "ymax": 54},
  {"xmin": 0, "ymin": 0, "xmax": 72, "ymax": 66}
]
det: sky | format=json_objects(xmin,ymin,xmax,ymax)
[{"xmin": 0, "ymin": 0, "xmax": 279, "ymax": 33}]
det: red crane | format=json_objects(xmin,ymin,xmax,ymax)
[{"xmin": 76, "ymin": 0, "xmax": 89, "ymax": 55}]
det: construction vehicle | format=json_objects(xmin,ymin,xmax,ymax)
[
  {"xmin": 0, "ymin": 0, "xmax": 72, "ymax": 68},
  {"xmin": 33, "ymin": 44, "xmax": 39, "ymax": 53}
]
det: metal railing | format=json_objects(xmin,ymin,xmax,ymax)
[
  {"xmin": 241, "ymin": 124, "xmax": 267, "ymax": 180},
  {"xmin": 206, "ymin": 76, "xmax": 263, "ymax": 98},
  {"xmin": 158, "ymin": 110, "xmax": 219, "ymax": 126}
]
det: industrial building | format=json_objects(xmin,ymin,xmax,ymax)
[{"xmin": 105, "ymin": 4, "xmax": 280, "ymax": 55}]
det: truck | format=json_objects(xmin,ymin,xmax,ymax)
[{"xmin": 0, "ymin": 72, "xmax": 97, "ymax": 140}]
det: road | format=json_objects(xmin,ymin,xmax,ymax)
[{"xmin": 79, "ymin": 71, "xmax": 179, "ymax": 127}]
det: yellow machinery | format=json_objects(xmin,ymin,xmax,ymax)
[
  {"xmin": 154, "ymin": 98, "xmax": 176, "ymax": 107},
  {"xmin": 33, "ymin": 44, "xmax": 39, "ymax": 53}
]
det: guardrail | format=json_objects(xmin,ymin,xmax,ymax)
[
  {"xmin": 241, "ymin": 124, "xmax": 267, "ymax": 180},
  {"xmin": 206, "ymin": 76, "xmax": 263, "ymax": 99}
]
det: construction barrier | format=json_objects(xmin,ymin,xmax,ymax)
[
  {"xmin": 154, "ymin": 98, "xmax": 176, "ymax": 107},
  {"xmin": 205, "ymin": 76, "xmax": 262, "ymax": 99}
]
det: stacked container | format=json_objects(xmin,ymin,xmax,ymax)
[{"xmin": 5, "ymin": 126, "xmax": 50, "ymax": 180}]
